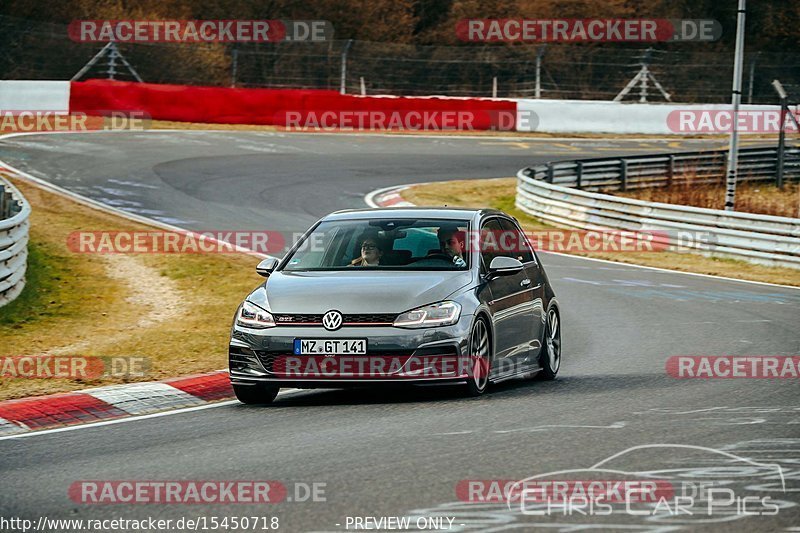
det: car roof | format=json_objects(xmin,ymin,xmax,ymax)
[{"xmin": 324, "ymin": 206, "xmax": 506, "ymax": 221}]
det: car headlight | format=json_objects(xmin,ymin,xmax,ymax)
[
  {"xmin": 393, "ymin": 301, "xmax": 461, "ymax": 328},
  {"xmin": 236, "ymin": 301, "xmax": 275, "ymax": 329}
]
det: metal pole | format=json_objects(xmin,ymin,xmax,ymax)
[
  {"xmin": 71, "ymin": 42, "xmax": 113, "ymax": 81},
  {"xmin": 107, "ymin": 43, "xmax": 118, "ymax": 80},
  {"xmin": 747, "ymin": 52, "xmax": 758, "ymax": 104},
  {"xmin": 639, "ymin": 66, "xmax": 648, "ymax": 103},
  {"xmin": 360, "ymin": 77, "xmax": 365, "ymax": 96},
  {"xmin": 339, "ymin": 39, "xmax": 353, "ymax": 95},
  {"xmin": 639, "ymin": 49, "xmax": 653, "ymax": 103},
  {"xmin": 777, "ymin": 97, "xmax": 786, "ymax": 189},
  {"xmin": 535, "ymin": 46, "xmax": 545, "ymax": 99},
  {"xmin": 231, "ymin": 48, "xmax": 238, "ymax": 87},
  {"xmin": 724, "ymin": 0, "xmax": 747, "ymax": 211},
  {"xmin": 773, "ymin": 80, "xmax": 790, "ymax": 190},
  {"xmin": 620, "ymin": 159, "xmax": 628, "ymax": 191},
  {"xmin": 492, "ymin": 76, "xmax": 497, "ymax": 98}
]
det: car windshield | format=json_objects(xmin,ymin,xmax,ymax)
[{"xmin": 282, "ymin": 218, "xmax": 471, "ymax": 271}]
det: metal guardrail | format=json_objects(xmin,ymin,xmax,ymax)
[
  {"xmin": 521, "ymin": 145, "xmax": 800, "ymax": 192},
  {"xmin": 0, "ymin": 176, "xmax": 30, "ymax": 307},
  {"xmin": 516, "ymin": 147, "xmax": 800, "ymax": 269}
]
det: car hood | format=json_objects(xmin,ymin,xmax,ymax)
[{"xmin": 247, "ymin": 270, "xmax": 474, "ymax": 314}]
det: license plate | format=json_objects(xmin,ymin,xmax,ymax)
[{"xmin": 293, "ymin": 339, "xmax": 367, "ymax": 355}]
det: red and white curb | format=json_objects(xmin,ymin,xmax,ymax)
[
  {"xmin": 364, "ymin": 186, "xmax": 415, "ymax": 207},
  {"xmin": 364, "ymin": 185, "xmax": 415, "ymax": 208},
  {"xmin": 0, "ymin": 371, "xmax": 233, "ymax": 436},
  {"xmin": 377, "ymin": 192, "xmax": 414, "ymax": 207}
]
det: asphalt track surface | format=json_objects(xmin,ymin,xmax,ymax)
[{"xmin": 0, "ymin": 131, "xmax": 799, "ymax": 532}]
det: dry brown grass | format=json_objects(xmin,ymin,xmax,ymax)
[
  {"xmin": 615, "ymin": 180, "xmax": 800, "ymax": 218},
  {"xmin": 0, "ymin": 177, "xmax": 264, "ymax": 400},
  {"xmin": 402, "ymin": 178, "xmax": 800, "ymax": 287}
]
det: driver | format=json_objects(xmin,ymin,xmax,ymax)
[{"xmin": 435, "ymin": 226, "xmax": 467, "ymax": 267}]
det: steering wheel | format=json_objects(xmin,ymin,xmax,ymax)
[{"xmin": 415, "ymin": 252, "xmax": 452, "ymax": 263}]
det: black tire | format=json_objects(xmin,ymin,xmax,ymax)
[
  {"xmin": 233, "ymin": 383, "xmax": 280, "ymax": 404},
  {"xmin": 464, "ymin": 317, "xmax": 491, "ymax": 396},
  {"xmin": 537, "ymin": 307, "xmax": 561, "ymax": 380}
]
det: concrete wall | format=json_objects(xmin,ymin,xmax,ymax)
[
  {"xmin": 0, "ymin": 81, "xmax": 70, "ymax": 112},
  {"xmin": 515, "ymin": 98, "xmax": 787, "ymax": 135}
]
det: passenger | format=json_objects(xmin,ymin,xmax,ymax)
[
  {"xmin": 436, "ymin": 226, "xmax": 467, "ymax": 267},
  {"xmin": 350, "ymin": 237, "xmax": 384, "ymax": 266}
]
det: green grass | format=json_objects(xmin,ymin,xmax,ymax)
[{"xmin": 0, "ymin": 240, "xmax": 79, "ymax": 327}]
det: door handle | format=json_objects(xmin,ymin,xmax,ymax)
[{"xmin": 520, "ymin": 278, "xmax": 531, "ymax": 287}]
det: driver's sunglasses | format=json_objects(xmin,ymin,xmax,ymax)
[
  {"xmin": 440, "ymin": 238, "xmax": 458, "ymax": 246},
  {"xmin": 361, "ymin": 243, "xmax": 378, "ymax": 250}
]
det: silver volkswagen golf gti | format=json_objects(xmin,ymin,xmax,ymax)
[{"xmin": 229, "ymin": 207, "xmax": 561, "ymax": 404}]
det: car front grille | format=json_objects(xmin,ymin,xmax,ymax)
[
  {"xmin": 254, "ymin": 350, "xmax": 412, "ymax": 372},
  {"xmin": 253, "ymin": 346, "xmax": 460, "ymax": 375},
  {"xmin": 273, "ymin": 313, "xmax": 397, "ymax": 326}
]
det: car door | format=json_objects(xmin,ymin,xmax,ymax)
[
  {"xmin": 499, "ymin": 217, "xmax": 545, "ymax": 369},
  {"xmin": 479, "ymin": 218, "xmax": 536, "ymax": 378}
]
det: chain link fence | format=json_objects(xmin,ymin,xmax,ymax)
[{"xmin": 2, "ymin": 15, "xmax": 799, "ymax": 103}]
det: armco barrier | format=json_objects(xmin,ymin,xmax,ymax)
[
  {"xmin": 0, "ymin": 176, "xmax": 30, "ymax": 307},
  {"xmin": 69, "ymin": 79, "xmax": 516, "ymax": 129},
  {"xmin": 524, "ymin": 146, "xmax": 800, "ymax": 192},
  {"xmin": 516, "ymin": 151, "xmax": 800, "ymax": 269}
]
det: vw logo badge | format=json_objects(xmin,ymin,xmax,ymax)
[{"xmin": 322, "ymin": 310, "xmax": 343, "ymax": 331}]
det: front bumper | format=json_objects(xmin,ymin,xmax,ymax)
[{"xmin": 229, "ymin": 318, "xmax": 473, "ymax": 388}]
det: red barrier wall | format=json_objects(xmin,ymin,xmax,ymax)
[{"xmin": 69, "ymin": 79, "xmax": 516, "ymax": 131}]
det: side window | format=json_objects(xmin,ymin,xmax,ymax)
[
  {"xmin": 480, "ymin": 218, "xmax": 503, "ymax": 270},
  {"xmin": 499, "ymin": 218, "xmax": 534, "ymax": 263}
]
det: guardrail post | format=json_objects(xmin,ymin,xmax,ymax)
[
  {"xmin": 776, "ymin": 97, "xmax": 787, "ymax": 189},
  {"xmin": 667, "ymin": 155, "xmax": 675, "ymax": 187},
  {"xmin": 576, "ymin": 161, "xmax": 583, "ymax": 189},
  {"xmin": 547, "ymin": 163, "xmax": 555, "ymax": 183},
  {"xmin": 620, "ymin": 160, "xmax": 628, "ymax": 191}
]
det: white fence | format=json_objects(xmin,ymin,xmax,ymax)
[
  {"xmin": 0, "ymin": 177, "xmax": 30, "ymax": 307},
  {"xmin": 513, "ymin": 99, "xmax": 791, "ymax": 135},
  {"xmin": 0, "ymin": 80, "xmax": 70, "ymax": 112},
  {"xmin": 516, "ymin": 156, "xmax": 800, "ymax": 269}
]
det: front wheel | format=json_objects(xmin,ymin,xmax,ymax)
[
  {"xmin": 233, "ymin": 383, "xmax": 280, "ymax": 404},
  {"xmin": 464, "ymin": 318, "xmax": 491, "ymax": 396},
  {"xmin": 537, "ymin": 307, "xmax": 561, "ymax": 380}
]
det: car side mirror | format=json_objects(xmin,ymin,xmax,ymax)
[
  {"xmin": 256, "ymin": 258, "xmax": 279, "ymax": 277},
  {"xmin": 487, "ymin": 256, "xmax": 524, "ymax": 279}
]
